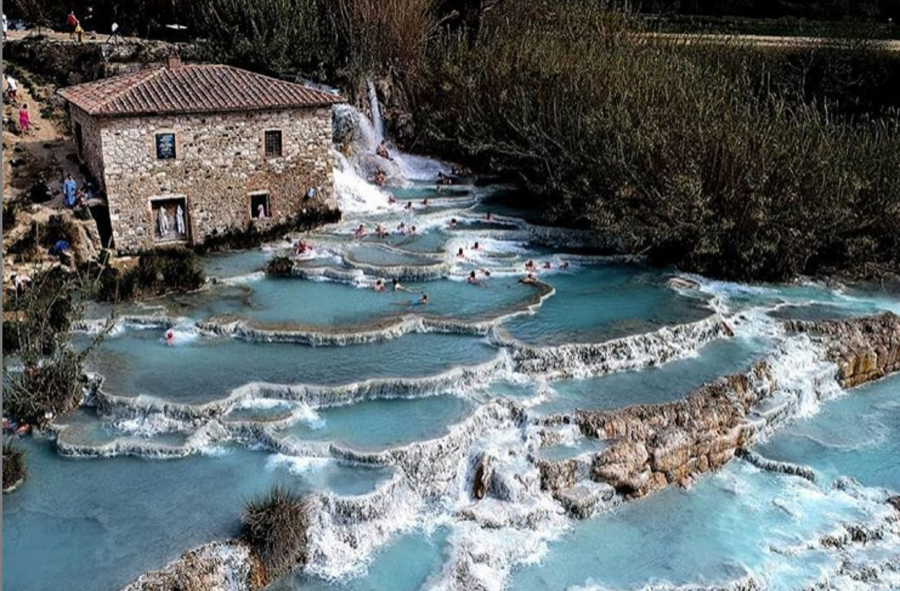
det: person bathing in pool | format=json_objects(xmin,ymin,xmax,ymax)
[
  {"xmin": 467, "ymin": 270, "xmax": 485, "ymax": 286},
  {"xmin": 392, "ymin": 278, "xmax": 418, "ymax": 293},
  {"xmin": 354, "ymin": 224, "xmax": 368, "ymax": 238},
  {"xmin": 519, "ymin": 273, "xmax": 538, "ymax": 285},
  {"xmin": 395, "ymin": 293, "xmax": 429, "ymax": 306},
  {"xmin": 373, "ymin": 279, "xmax": 385, "ymax": 292},
  {"xmin": 457, "ymin": 247, "xmax": 465, "ymax": 258}
]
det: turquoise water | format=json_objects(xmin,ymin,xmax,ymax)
[
  {"xmin": 6, "ymin": 149, "xmax": 900, "ymax": 591},
  {"xmin": 268, "ymin": 528, "xmax": 449, "ymax": 591},
  {"xmin": 2, "ymin": 439, "xmax": 390, "ymax": 591},
  {"xmin": 758, "ymin": 373, "xmax": 900, "ymax": 491},
  {"xmin": 533, "ymin": 336, "xmax": 771, "ymax": 415},
  {"xmin": 237, "ymin": 275, "xmax": 546, "ymax": 327},
  {"xmin": 91, "ymin": 331, "xmax": 497, "ymax": 405},
  {"xmin": 278, "ymin": 394, "xmax": 473, "ymax": 452},
  {"xmin": 503, "ymin": 266, "xmax": 712, "ymax": 345},
  {"xmin": 507, "ymin": 462, "xmax": 874, "ymax": 591}
]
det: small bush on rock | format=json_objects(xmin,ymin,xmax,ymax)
[
  {"xmin": 242, "ymin": 485, "xmax": 312, "ymax": 580},
  {"xmin": 3, "ymin": 439, "xmax": 27, "ymax": 492}
]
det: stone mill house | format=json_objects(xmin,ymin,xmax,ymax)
[{"xmin": 58, "ymin": 55, "xmax": 342, "ymax": 252}]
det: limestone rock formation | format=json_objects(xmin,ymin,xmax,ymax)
[{"xmin": 786, "ymin": 312, "xmax": 900, "ymax": 387}]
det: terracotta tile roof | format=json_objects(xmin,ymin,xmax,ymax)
[{"xmin": 58, "ymin": 64, "xmax": 343, "ymax": 117}]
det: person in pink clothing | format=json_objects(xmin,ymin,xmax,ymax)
[{"xmin": 18, "ymin": 104, "xmax": 30, "ymax": 133}]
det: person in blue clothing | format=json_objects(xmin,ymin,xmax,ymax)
[{"xmin": 62, "ymin": 174, "xmax": 78, "ymax": 207}]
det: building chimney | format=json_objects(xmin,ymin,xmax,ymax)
[{"xmin": 167, "ymin": 49, "xmax": 182, "ymax": 70}]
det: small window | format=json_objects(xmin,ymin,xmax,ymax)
[
  {"xmin": 264, "ymin": 130, "xmax": 282, "ymax": 158},
  {"xmin": 156, "ymin": 132, "xmax": 176, "ymax": 160},
  {"xmin": 250, "ymin": 192, "xmax": 270, "ymax": 220}
]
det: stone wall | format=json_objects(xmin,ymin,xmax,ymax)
[
  {"xmin": 98, "ymin": 107, "xmax": 335, "ymax": 252},
  {"xmin": 69, "ymin": 104, "xmax": 106, "ymax": 187}
]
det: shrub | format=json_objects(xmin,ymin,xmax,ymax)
[
  {"xmin": 3, "ymin": 201, "xmax": 17, "ymax": 232},
  {"xmin": 242, "ymin": 485, "xmax": 312, "ymax": 579},
  {"xmin": 95, "ymin": 248, "xmax": 206, "ymax": 302},
  {"xmin": 3, "ymin": 439, "xmax": 27, "ymax": 492},
  {"xmin": 415, "ymin": 0, "xmax": 900, "ymax": 281},
  {"xmin": 190, "ymin": 0, "xmax": 337, "ymax": 77},
  {"xmin": 3, "ymin": 268, "xmax": 108, "ymax": 426},
  {"xmin": 266, "ymin": 256, "xmax": 294, "ymax": 277}
]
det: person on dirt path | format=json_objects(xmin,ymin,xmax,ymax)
[
  {"xmin": 66, "ymin": 10, "xmax": 79, "ymax": 40},
  {"xmin": 6, "ymin": 75, "xmax": 18, "ymax": 102},
  {"xmin": 107, "ymin": 22, "xmax": 120, "ymax": 44},
  {"xmin": 18, "ymin": 104, "xmax": 30, "ymax": 134}
]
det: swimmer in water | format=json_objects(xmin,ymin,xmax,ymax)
[
  {"xmin": 449, "ymin": 218, "xmax": 457, "ymax": 228},
  {"xmin": 354, "ymin": 224, "xmax": 367, "ymax": 238},
  {"xmin": 543, "ymin": 261, "xmax": 552, "ymax": 270},
  {"xmin": 467, "ymin": 270, "xmax": 482, "ymax": 285},
  {"xmin": 397, "ymin": 221, "xmax": 407, "ymax": 234},
  {"xmin": 457, "ymin": 247, "xmax": 465, "ymax": 258},
  {"xmin": 481, "ymin": 268, "xmax": 492, "ymax": 277},
  {"xmin": 392, "ymin": 278, "xmax": 415, "ymax": 293},
  {"xmin": 405, "ymin": 201, "xmax": 413, "ymax": 211},
  {"xmin": 525, "ymin": 259, "xmax": 536, "ymax": 271},
  {"xmin": 165, "ymin": 328, "xmax": 175, "ymax": 346},
  {"xmin": 395, "ymin": 293, "xmax": 429, "ymax": 307},
  {"xmin": 421, "ymin": 198, "xmax": 429, "ymax": 207},
  {"xmin": 560, "ymin": 261, "xmax": 570, "ymax": 270},
  {"xmin": 472, "ymin": 241, "xmax": 480, "ymax": 251},
  {"xmin": 409, "ymin": 225, "xmax": 417, "ymax": 234},
  {"xmin": 375, "ymin": 223, "xmax": 388, "ymax": 238},
  {"xmin": 519, "ymin": 273, "xmax": 538, "ymax": 285},
  {"xmin": 373, "ymin": 279, "xmax": 385, "ymax": 292}
]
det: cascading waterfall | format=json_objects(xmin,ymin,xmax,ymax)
[{"xmin": 367, "ymin": 78, "xmax": 385, "ymax": 144}]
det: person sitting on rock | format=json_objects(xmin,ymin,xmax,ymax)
[{"xmin": 519, "ymin": 273, "xmax": 538, "ymax": 285}]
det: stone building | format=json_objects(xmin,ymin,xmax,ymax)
[{"xmin": 58, "ymin": 56, "xmax": 342, "ymax": 252}]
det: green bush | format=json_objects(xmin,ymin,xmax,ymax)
[
  {"xmin": 3, "ymin": 439, "xmax": 27, "ymax": 492},
  {"xmin": 95, "ymin": 248, "xmax": 206, "ymax": 302},
  {"xmin": 266, "ymin": 256, "xmax": 295, "ymax": 277},
  {"xmin": 2, "ymin": 201, "xmax": 17, "ymax": 232},
  {"xmin": 242, "ymin": 485, "xmax": 312, "ymax": 579},
  {"xmin": 2, "ymin": 268, "xmax": 104, "ymax": 426}
]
